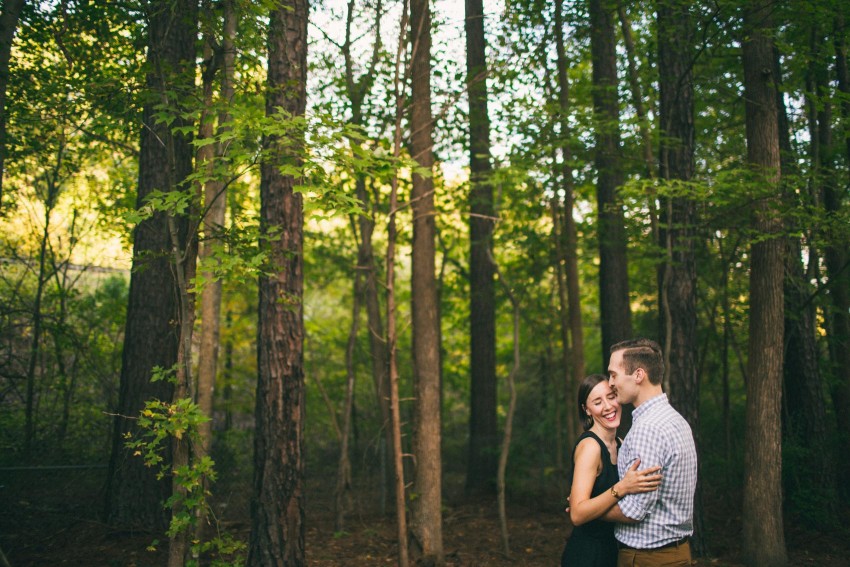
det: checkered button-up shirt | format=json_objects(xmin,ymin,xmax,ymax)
[{"xmin": 615, "ymin": 393, "xmax": 697, "ymax": 549}]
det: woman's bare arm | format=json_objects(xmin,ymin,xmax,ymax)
[{"xmin": 569, "ymin": 441, "xmax": 661, "ymax": 526}]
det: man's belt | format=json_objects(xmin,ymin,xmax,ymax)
[{"xmin": 617, "ymin": 536, "xmax": 689, "ymax": 551}]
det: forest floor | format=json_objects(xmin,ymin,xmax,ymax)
[{"xmin": 1, "ymin": 465, "xmax": 848, "ymax": 566}]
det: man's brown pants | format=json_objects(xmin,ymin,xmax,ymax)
[{"xmin": 616, "ymin": 541, "xmax": 691, "ymax": 567}]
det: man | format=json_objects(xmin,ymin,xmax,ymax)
[{"xmin": 603, "ymin": 338, "xmax": 697, "ymax": 567}]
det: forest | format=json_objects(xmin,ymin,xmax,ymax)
[{"xmin": 0, "ymin": 0, "xmax": 849, "ymax": 565}]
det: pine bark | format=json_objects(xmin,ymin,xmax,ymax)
[
  {"xmin": 409, "ymin": 0, "xmax": 443, "ymax": 562},
  {"xmin": 656, "ymin": 0, "xmax": 706, "ymax": 555},
  {"xmin": 741, "ymin": 2, "xmax": 787, "ymax": 564},
  {"xmin": 247, "ymin": 0, "xmax": 308, "ymax": 564},
  {"xmin": 465, "ymin": 0, "xmax": 498, "ymax": 496},
  {"xmin": 589, "ymin": 0, "xmax": 631, "ymax": 363},
  {"xmin": 657, "ymin": 0, "xmax": 697, "ymax": 444},
  {"xmin": 105, "ymin": 0, "xmax": 198, "ymax": 531}
]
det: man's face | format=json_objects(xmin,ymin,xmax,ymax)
[{"xmin": 608, "ymin": 349, "xmax": 638, "ymax": 405}]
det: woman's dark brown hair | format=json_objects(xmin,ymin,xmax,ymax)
[{"xmin": 577, "ymin": 373, "xmax": 611, "ymax": 431}]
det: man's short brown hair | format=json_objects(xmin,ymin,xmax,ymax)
[{"xmin": 610, "ymin": 338, "xmax": 664, "ymax": 385}]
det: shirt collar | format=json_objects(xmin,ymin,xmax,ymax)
[{"xmin": 632, "ymin": 392, "xmax": 668, "ymax": 421}]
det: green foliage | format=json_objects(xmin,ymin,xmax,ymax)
[
  {"xmin": 192, "ymin": 232, "xmax": 270, "ymax": 294},
  {"xmin": 5, "ymin": 0, "xmax": 143, "ymax": 227},
  {"xmin": 3, "ymin": 0, "xmax": 849, "ymax": 554},
  {"xmin": 783, "ymin": 438, "xmax": 839, "ymax": 529},
  {"xmin": 124, "ymin": 389, "xmax": 247, "ymax": 564},
  {"xmin": 145, "ymin": 533, "xmax": 247, "ymax": 567},
  {"xmin": 124, "ymin": 385, "xmax": 210, "ymax": 477},
  {"xmin": 191, "ymin": 534, "xmax": 247, "ymax": 567},
  {"xmin": 0, "ymin": 255, "xmax": 129, "ymax": 462}
]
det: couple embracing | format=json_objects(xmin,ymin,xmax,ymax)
[{"xmin": 561, "ymin": 338, "xmax": 698, "ymax": 567}]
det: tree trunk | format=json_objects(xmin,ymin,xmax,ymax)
[
  {"xmin": 492, "ymin": 257, "xmax": 519, "ymax": 556},
  {"xmin": 387, "ymin": 210, "xmax": 408, "ymax": 567},
  {"xmin": 719, "ymin": 237, "xmax": 739, "ymax": 470},
  {"xmin": 54, "ymin": 324, "xmax": 74, "ymax": 447},
  {"xmin": 387, "ymin": 3, "xmax": 410, "ymax": 563},
  {"xmin": 387, "ymin": 195, "xmax": 408, "ymax": 567},
  {"xmin": 387, "ymin": 213, "xmax": 409, "ymax": 567},
  {"xmin": 356, "ymin": 177, "xmax": 393, "ymax": 509},
  {"xmin": 105, "ymin": 0, "xmax": 198, "ymax": 531},
  {"xmin": 197, "ymin": 0, "xmax": 236, "ymax": 467},
  {"xmin": 166, "ymin": 209, "xmax": 199, "ymax": 567},
  {"xmin": 24, "ymin": 172, "xmax": 58, "ymax": 457},
  {"xmin": 193, "ymin": 1, "xmax": 235, "ymax": 543},
  {"xmin": 48, "ymin": 229, "xmax": 78, "ymax": 449},
  {"xmin": 829, "ymin": 13, "xmax": 850, "ymax": 489},
  {"xmin": 741, "ymin": 2, "xmax": 787, "ymax": 565},
  {"xmin": 0, "ymin": 0, "xmax": 25, "ymax": 203},
  {"xmin": 589, "ymin": 0, "xmax": 632, "ymax": 438},
  {"xmin": 340, "ymin": 0, "xmax": 393, "ymax": 513},
  {"xmin": 550, "ymin": 199, "xmax": 574, "ymax": 462},
  {"xmin": 553, "ymin": 0, "xmax": 583, "ymax": 453},
  {"xmin": 837, "ymin": 15, "xmax": 850, "ymax": 174},
  {"xmin": 656, "ymin": 0, "xmax": 706, "ymax": 555},
  {"xmin": 783, "ymin": 233, "xmax": 834, "ymax": 501},
  {"xmin": 465, "ymin": 0, "xmax": 497, "ymax": 497},
  {"xmin": 779, "ymin": 27, "xmax": 836, "ymax": 523},
  {"xmin": 589, "ymin": 0, "xmax": 631, "ymax": 364},
  {"xmin": 409, "ymin": 0, "xmax": 443, "ymax": 562},
  {"xmin": 247, "ymin": 0, "xmax": 307, "ymax": 564},
  {"xmin": 335, "ymin": 273, "xmax": 360, "ymax": 531},
  {"xmin": 223, "ymin": 307, "xmax": 234, "ymax": 431}
]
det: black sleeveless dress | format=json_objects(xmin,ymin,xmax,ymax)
[{"xmin": 560, "ymin": 431, "xmax": 620, "ymax": 567}]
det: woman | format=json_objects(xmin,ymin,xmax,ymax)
[{"xmin": 560, "ymin": 374, "xmax": 662, "ymax": 566}]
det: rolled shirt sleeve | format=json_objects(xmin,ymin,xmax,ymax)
[{"xmin": 616, "ymin": 435, "xmax": 664, "ymax": 521}]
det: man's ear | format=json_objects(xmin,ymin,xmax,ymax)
[{"xmin": 634, "ymin": 368, "xmax": 646, "ymax": 384}]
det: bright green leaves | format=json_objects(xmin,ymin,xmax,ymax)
[
  {"xmin": 126, "ymin": 387, "xmax": 211, "ymax": 476},
  {"xmin": 124, "ymin": 372, "xmax": 218, "ymax": 544},
  {"xmin": 126, "ymin": 189, "xmax": 196, "ymax": 225}
]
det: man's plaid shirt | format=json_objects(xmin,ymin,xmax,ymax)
[{"xmin": 615, "ymin": 393, "xmax": 698, "ymax": 549}]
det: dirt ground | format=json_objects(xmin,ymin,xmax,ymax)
[{"xmin": 1, "ymin": 467, "xmax": 848, "ymax": 566}]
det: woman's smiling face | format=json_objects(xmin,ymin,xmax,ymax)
[{"xmin": 584, "ymin": 380, "xmax": 621, "ymax": 432}]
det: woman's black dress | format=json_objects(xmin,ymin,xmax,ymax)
[{"xmin": 560, "ymin": 431, "xmax": 620, "ymax": 567}]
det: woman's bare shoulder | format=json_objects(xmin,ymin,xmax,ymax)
[{"xmin": 574, "ymin": 436, "xmax": 602, "ymax": 462}]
